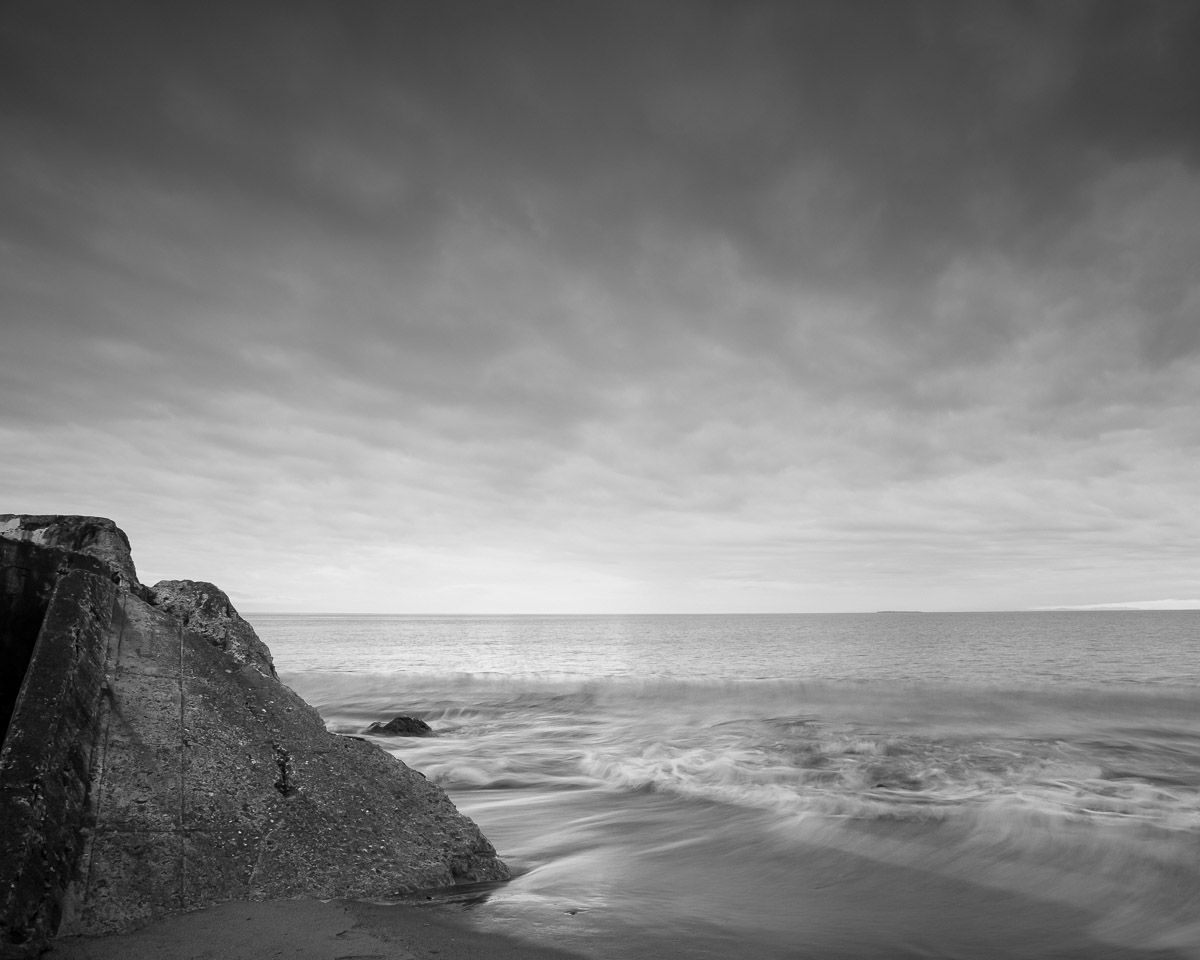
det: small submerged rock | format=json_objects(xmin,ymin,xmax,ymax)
[{"xmin": 366, "ymin": 715, "xmax": 434, "ymax": 737}]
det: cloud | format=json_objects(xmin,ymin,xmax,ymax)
[
  {"xmin": 2, "ymin": 1, "xmax": 1199, "ymax": 612},
  {"xmin": 1041, "ymin": 600, "xmax": 1200, "ymax": 611}
]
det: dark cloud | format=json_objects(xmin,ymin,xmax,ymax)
[
  {"xmin": 2, "ymin": 0, "xmax": 1198, "ymax": 611},
  {"xmin": 9, "ymin": 2, "xmax": 1198, "ymax": 261}
]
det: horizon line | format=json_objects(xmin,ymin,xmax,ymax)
[{"xmin": 239, "ymin": 607, "xmax": 1200, "ymax": 618}]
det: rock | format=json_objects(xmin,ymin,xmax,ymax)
[
  {"xmin": 366, "ymin": 716, "xmax": 435, "ymax": 737},
  {"xmin": 1, "ymin": 516, "xmax": 509, "ymax": 955},
  {"xmin": 0, "ymin": 514, "xmax": 141, "ymax": 592},
  {"xmin": 0, "ymin": 539, "xmax": 114, "ymax": 957},
  {"xmin": 149, "ymin": 579, "xmax": 277, "ymax": 677},
  {"xmin": 0, "ymin": 538, "xmax": 115, "ymax": 751}
]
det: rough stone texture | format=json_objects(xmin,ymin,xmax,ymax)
[
  {"xmin": 366, "ymin": 716, "xmax": 435, "ymax": 737},
  {"xmin": 148, "ymin": 579, "xmax": 276, "ymax": 678},
  {"xmin": 0, "ymin": 516, "xmax": 140, "ymax": 593},
  {"xmin": 0, "ymin": 540, "xmax": 116, "ymax": 757},
  {"xmin": 0, "ymin": 519, "xmax": 509, "ymax": 957},
  {"xmin": 0, "ymin": 559, "xmax": 118, "ymax": 956}
]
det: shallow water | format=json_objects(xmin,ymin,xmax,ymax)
[{"xmin": 252, "ymin": 612, "xmax": 1200, "ymax": 959}]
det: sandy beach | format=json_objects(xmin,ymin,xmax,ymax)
[{"xmin": 46, "ymin": 898, "xmax": 585, "ymax": 960}]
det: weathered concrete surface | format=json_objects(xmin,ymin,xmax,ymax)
[
  {"xmin": 148, "ymin": 579, "xmax": 276, "ymax": 677},
  {"xmin": 0, "ymin": 516, "xmax": 141, "ymax": 593},
  {"xmin": 0, "ymin": 539, "xmax": 117, "ymax": 747},
  {"xmin": 1, "ymin": 519, "xmax": 509, "ymax": 957},
  {"xmin": 0, "ymin": 556, "xmax": 118, "ymax": 955}
]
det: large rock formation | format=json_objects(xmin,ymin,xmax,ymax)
[
  {"xmin": 0, "ymin": 516, "xmax": 508, "ymax": 957},
  {"xmin": 0, "ymin": 515, "xmax": 142, "ymax": 594}
]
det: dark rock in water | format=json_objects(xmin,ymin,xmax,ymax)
[
  {"xmin": 0, "ymin": 515, "xmax": 508, "ymax": 956},
  {"xmin": 367, "ymin": 716, "xmax": 435, "ymax": 737}
]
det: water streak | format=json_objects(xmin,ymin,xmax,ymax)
[{"xmin": 251, "ymin": 612, "xmax": 1200, "ymax": 959}]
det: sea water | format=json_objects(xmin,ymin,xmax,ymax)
[{"xmin": 249, "ymin": 612, "xmax": 1200, "ymax": 959}]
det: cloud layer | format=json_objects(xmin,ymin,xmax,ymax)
[{"xmin": 2, "ymin": 1, "xmax": 1198, "ymax": 611}]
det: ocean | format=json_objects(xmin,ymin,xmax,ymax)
[{"xmin": 248, "ymin": 611, "xmax": 1200, "ymax": 960}]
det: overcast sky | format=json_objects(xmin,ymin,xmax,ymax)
[{"xmin": 3, "ymin": 1, "xmax": 1199, "ymax": 613}]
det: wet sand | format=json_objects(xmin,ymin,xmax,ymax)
[
  {"xmin": 45, "ymin": 898, "xmax": 585, "ymax": 960},
  {"xmin": 41, "ymin": 868, "xmax": 1200, "ymax": 960},
  {"xmin": 41, "ymin": 806, "xmax": 1200, "ymax": 960}
]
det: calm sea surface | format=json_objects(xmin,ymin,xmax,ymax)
[{"xmin": 249, "ymin": 612, "xmax": 1200, "ymax": 960}]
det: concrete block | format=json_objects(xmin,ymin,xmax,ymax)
[
  {"xmin": 93, "ymin": 740, "xmax": 181, "ymax": 831},
  {"xmin": 74, "ymin": 829, "xmax": 183, "ymax": 936},
  {"xmin": 104, "ymin": 672, "xmax": 181, "ymax": 746},
  {"xmin": 3, "ymin": 520, "xmax": 510, "ymax": 951},
  {"xmin": 113, "ymin": 597, "xmax": 180, "ymax": 678},
  {"xmin": 182, "ymin": 738, "xmax": 282, "ymax": 831},
  {"xmin": 181, "ymin": 829, "xmax": 262, "ymax": 910}
]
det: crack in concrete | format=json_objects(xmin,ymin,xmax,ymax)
[{"xmin": 272, "ymin": 742, "xmax": 295, "ymax": 797}]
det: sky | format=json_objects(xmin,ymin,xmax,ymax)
[{"xmin": 2, "ymin": 0, "xmax": 1199, "ymax": 614}]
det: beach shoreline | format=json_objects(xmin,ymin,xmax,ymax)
[
  {"xmin": 39, "ymin": 823, "xmax": 1200, "ymax": 960},
  {"xmin": 44, "ymin": 897, "xmax": 586, "ymax": 960}
]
